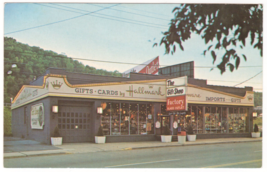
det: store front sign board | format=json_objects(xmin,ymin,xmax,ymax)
[
  {"xmin": 166, "ymin": 86, "xmax": 186, "ymax": 97},
  {"xmin": 166, "ymin": 95, "xmax": 187, "ymax": 111},
  {"xmin": 12, "ymin": 75, "xmax": 167, "ymax": 109},
  {"xmin": 187, "ymin": 86, "xmax": 254, "ymax": 106}
]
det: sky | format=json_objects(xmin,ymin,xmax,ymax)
[{"xmin": 3, "ymin": 1, "xmax": 264, "ymax": 92}]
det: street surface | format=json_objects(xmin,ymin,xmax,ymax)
[{"xmin": 4, "ymin": 142, "xmax": 262, "ymax": 168}]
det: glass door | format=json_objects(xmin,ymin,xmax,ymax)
[{"xmin": 161, "ymin": 116, "xmax": 170, "ymax": 134}]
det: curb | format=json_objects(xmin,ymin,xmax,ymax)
[
  {"xmin": 129, "ymin": 139, "xmax": 262, "ymax": 150},
  {"xmin": 4, "ymin": 150, "xmax": 71, "ymax": 159}
]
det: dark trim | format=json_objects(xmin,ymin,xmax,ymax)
[{"xmin": 106, "ymin": 135, "xmax": 157, "ymax": 143}]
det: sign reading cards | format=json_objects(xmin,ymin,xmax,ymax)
[
  {"xmin": 166, "ymin": 95, "xmax": 186, "ymax": 111},
  {"xmin": 31, "ymin": 103, "xmax": 44, "ymax": 129}
]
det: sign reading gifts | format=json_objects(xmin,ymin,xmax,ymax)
[{"xmin": 166, "ymin": 95, "xmax": 186, "ymax": 111}]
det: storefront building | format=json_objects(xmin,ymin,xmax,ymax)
[{"xmin": 11, "ymin": 68, "xmax": 254, "ymax": 144}]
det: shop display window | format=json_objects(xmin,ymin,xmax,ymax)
[
  {"xmin": 177, "ymin": 114, "xmax": 185, "ymax": 130},
  {"xmin": 121, "ymin": 103, "xmax": 129, "ymax": 135},
  {"xmin": 197, "ymin": 106, "xmax": 203, "ymax": 133},
  {"xmin": 147, "ymin": 104, "xmax": 154, "ymax": 134},
  {"xmin": 111, "ymin": 103, "xmax": 120, "ymax": 135},
  {"xmin": 138, "ymin": 104, "xmax": 146, "ymax": 134},
  {"xmin": 205, "ymin": 107, "xmax": 211, "ymax": 133},
  {"xmin": 191, "ymin": 106, "xmax": 197, "ymax": 133},
  {"xmin": 101, "ymin": 103, "xmax": 111, "ymax": 135},
  {"xmin": 100, "ymin": 102, "xmax": 154, "ymax": 136},
  {"xmin": 130, "ymin": 103, "xmax": 138, "ymax": 135}
]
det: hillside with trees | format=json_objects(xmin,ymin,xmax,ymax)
[{"xmin": 4, "ymin": 37, "xmax": 122, "ymax": 103}]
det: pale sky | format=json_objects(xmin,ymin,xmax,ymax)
[{"xmin": 3, "ymin": 1, "xmax": 264, "ymax": 92}]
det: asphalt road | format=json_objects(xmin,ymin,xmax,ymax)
[{"xmin": 4, "ymin": 142, "xmax": 262, "ymax": 168}]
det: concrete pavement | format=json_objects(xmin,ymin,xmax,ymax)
[{"xmin": 4, "ymin": 136, "xmax": 262, "ymax": 159}]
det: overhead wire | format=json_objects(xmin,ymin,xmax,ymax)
[
  {"xmin": 233, "ymin": 71, "xmax": 263, "ymax": 87},
  {"xmin": 87, "ymin": 4, "xmax": 170, "ymax": 21},
  {"xmin": 118, "ymin": 4, "xmax": 173, "ymax": 17},
  {"xmin": 50, "ymin": 3, "xmax": 167, "ymax": 28},
  {"xmin": 4, "ymin": 3, "xmax": 121, "ymax": 35},
  {"xmin": 4, "ymin": 49, "xmax": 262, "ymax": 69},
  {"xmin": 5, "ymin": 70, "xmax": 263, "ymax": 90}
]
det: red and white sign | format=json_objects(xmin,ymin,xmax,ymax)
[
  {"xmin": 139, "ymin": 56, "xmax": 159, "ymax": 75},
  {"xmin": 166, "ymin": 95, "xmax": 186, "ymax": 111}
]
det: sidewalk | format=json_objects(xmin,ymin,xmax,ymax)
[{"xmin": 4, "ymin": 137, "xmax": 262, "ymax": 159}]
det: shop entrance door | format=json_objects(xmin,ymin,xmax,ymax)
[
  {"xmin": 58, "ymin": 105, "xmax": 92, "ymax": 143},
  {"xmin": 161, "ymin": 116, "xmax": 170, "ymax": 134}
]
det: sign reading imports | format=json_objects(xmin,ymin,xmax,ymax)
[
  {"xmin": 166, "ymin": 95, "xmax": 186, "ymax": 111},
  {"xmin": 31, "ymin": 103, "xmax": 44, "ymax": 129}
]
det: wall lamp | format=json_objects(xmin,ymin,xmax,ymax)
[
  {"xmin": 52, "ymin": 105, "xmax": 59, "ymax": 113},
  {"xmin": 97, "ymin": 107, "xmax": 103, "ymax": 114},
  {"xmin": 51, "ymin": 105, "xmax": 58, "ymax": 119}
]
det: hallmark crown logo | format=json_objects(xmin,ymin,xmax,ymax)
[{"xmin": 51, "ymin": 80, "xmax": 63, "ymax": 90}]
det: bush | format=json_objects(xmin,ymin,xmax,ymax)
[
  {"xmin": 53, "ymin": 127, "xmax": 61, "ymax": 137},
  {"xmin": 187, "ymin": 125, "xmax": 194, "ymax": 135},
  {"xmin": 4, "ymin": 107, "xmax": 12, "ymax": 136},
  {"xmin": 96, "ymin": 126, "xmax": 104, "ymax": 136},
  {"xmin": 254, "ymin": 124, "xmax": 259, "ymax": 132},
  {"xmin": 163, "ymin": 126, "xmax": 171, "ymax": 135}
]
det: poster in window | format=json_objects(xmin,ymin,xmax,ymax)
[
  {"xmin": 31, "ymin": 103, "xmax": 44, "ymax": 129},
  {"xmin": 147, "ymin": 123, "xmax": 151, "ymax": 131}
]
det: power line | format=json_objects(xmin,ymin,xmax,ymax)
[
  {"xmin": 88, "ymin": 4, "xmax": 169, "ymax": 22},
  {"xmin": 50, "ymin": 4, "xmax": 167, "ymax": 28},
  {"xmin": 4, "ymin": 3, "xmax": 120, "ymax": 35},
  {"xmin": 4, "ymin": 49, "xmax": 263, "ymax": 69},
  {"xmin": 35, "ymin": 3, "xmax": 166, "ymax": 29},
  {"xmin": 233, "ymin": 71, "xmax": 262, "ymax": 87},
  {"xmin": 118, "ymin": 4, "xmax": 172, "ymax": 17}
]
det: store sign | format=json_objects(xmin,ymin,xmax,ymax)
[
  {"xmin": 31, "ymin": 103, "xmax": 44, "ymax": 129},
  {"xmin": 139, "ymin": 56, "xmax": 159, "ymax": 75},
  {"xmin": 49, "ymin": 77, "xmax": 166, "ymax": 101},
  {"xmin": 167, "ymin": 87, "xmax": 185, "ymax": 97},
  {"xmin": 166, "ymin": 95, "xmax": 186, "ymax": 111},
  {"xmin": 187, "ymin": 87, "xmax": 254, "ymax": 106},
  {"xmin": 167, "ymin": 76, "xmax": 188, "ymax": 88}
]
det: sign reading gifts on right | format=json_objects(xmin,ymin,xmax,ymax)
[{"xmin": 166, "ymin": 76, "xmax": 188, "ymax": 111}]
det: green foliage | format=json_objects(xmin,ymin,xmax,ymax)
[
  {"xmin": 254, "ymin": 118, "xmax": 262, "ymax": 128},
  {"xmin": 96, "ymin": 126, "xmax": 104, "ymax": 136},
  {"xmin": 254, "ymin": 124, "xmax": 259, "ymax": 132},
  {"xmin": 4, "ymin": 107, "xmax": 12, "ymax": 136},
  {"xmin": 4, "ymin": 37, "xmax": 123, "ymax": 103},
  {"xmin": 254, "ymin": 92, "xmax": 262, "ymax": 107},
  {"xmin": 157, "ymin": 4, "xmax": 262, "ymax": 74},
  {"xmin": 187, "ymin": 125, "xmax": 194, "ymax": 135}
]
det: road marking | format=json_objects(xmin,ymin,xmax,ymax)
[
  {"xmin": 254, "ymin": 150, "xmax": 262, "ymax": 152},
  {"xmin": 202, "ymin": 159, "xmax": 262, "ymax": 168},
  {"xmin": 105, "ymin": 158, "xmax": 180, "ymax": 168}
]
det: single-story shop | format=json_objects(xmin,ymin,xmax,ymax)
[{"xmin": 11, "ymin": 68, "xmax": 254, "ymax": 144}]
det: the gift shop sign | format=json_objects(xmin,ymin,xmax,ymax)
[{"xmin": 166, "ymin": 95, "xmax": 186, "ymax": 111}]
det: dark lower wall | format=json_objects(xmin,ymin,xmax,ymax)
[
  {"xmin": 12, "ymin": 97, "xmax": 51, "ymax": 144},
  {"xmin": 106, "ymin": 135, "xmax": 157, "ymax": 143}
]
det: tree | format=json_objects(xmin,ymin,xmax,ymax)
[
  {"xmin": 4, "ymin": 37, "xmax": 123, "ymax": 103},
  {"xmin": 157, "ymin": 4, "xmax": 262, "ymax": 74}
]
